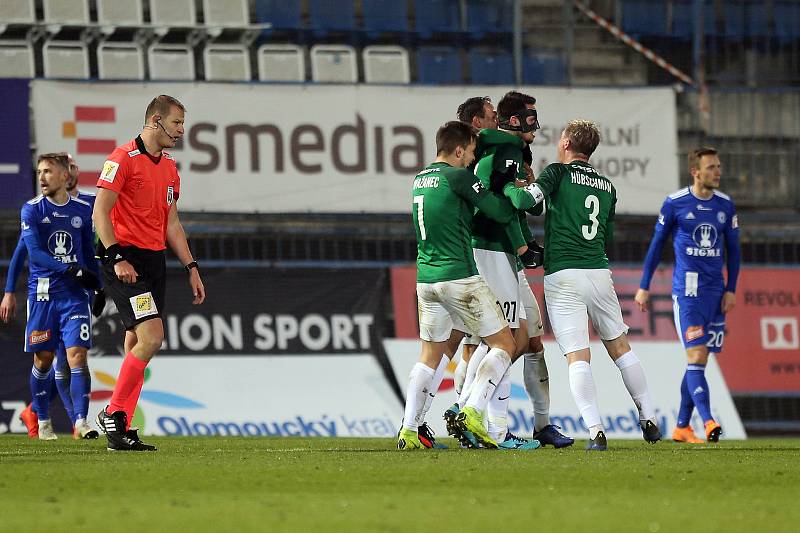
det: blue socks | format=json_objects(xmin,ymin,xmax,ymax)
[
  {"xmin": 54, "ymin": 366, "xmax": 75, "ymax": 423},
  {"xmin": 30, "ymin": 365, "xmax": 52, "ymax": 421},
  {"xmin": 677, "ymin": 372, "xmax": 695, "ymax": 427},
  {"xmin": 70, "ymin": 366, "xmax": 91, "ymax": 421},
  {"xmin": 685, "ymin": 364, "xmax": 712, "ymax": 423}
]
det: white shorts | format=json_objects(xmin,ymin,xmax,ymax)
[
  {"xmin": 417, "ymin": 275, "xmax": 508, "ymax": 343},
  {"xmin": 543, "ymin": 268, "xmax": 629, "ymax": 355},
  {"xmin": 472, "ymin": 248, "xmax": 522, "ymax": 328},
  {"xmin": 519, "ymin": 270, "xmax": 544, "ymax": 338}
]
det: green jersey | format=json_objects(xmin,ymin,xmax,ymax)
[
  {"xmin": 536, "ymin": 160, "xmax": 616, "ymax": 274},
  {"xmin": 413, "ymin": 162, "xmax": 517, "ymax": 283},
  {"xmin": 471, "ymin": 129, "xmax": 533, "ymax": 254}
]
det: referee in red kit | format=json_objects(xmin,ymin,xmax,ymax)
[{"xmin": 93, "ymin": 94, "xmax": 205, "ymax": 451}]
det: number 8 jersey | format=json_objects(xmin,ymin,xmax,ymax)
[{"xmin": 535, "ymin": 161, "xmax": 616, "ymax": 274}]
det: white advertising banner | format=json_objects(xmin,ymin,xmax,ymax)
[
  {"xmin": 32, "ymin": 81, "xmax": 678, "ymax": 214},
  {"xmin": 384, "ymin": 339, "xmax": 747, "ymax": 441},
  {"xmin": 88, "ymin": 355, "xmax": 403, "ymax": 437}
]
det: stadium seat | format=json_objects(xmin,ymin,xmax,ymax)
[
  {"xmin": 150, "ymin": 0, "xmax": 197, "ymax": 28},
  {"xmin": 97, "ymin": 41, "xmax": 145, "ymax": 80},
  {"xmin": 416, "ymin": 46, "xmax": 461, "ymax": 84},
  {"xmin": 523, "ymin": 51, "xmax": 565, "ymax": 86},
  {"xmin": 203, "ymin": 44, "xmax": 252, "ymax": 81},
  {"xmin": 413, "ymin": 0, "xmax": 461, "ymax": 38},
  {"xmin": 96, "ymin": 0, "xmax": 143, "ymax": 27},
  {"xmin": 723, "ymin": 0, "xmax": 768, "ymax": 40},
  {"xmin": 468, "ymin": 48, "xmax": 513, "ymax": 85},
  {"xmin": 308, "ymin": 0, "xmax": 356, "ymax": 36},
  {"xmin": 621, "ymin": 0, "xmax": 667, "ymax": 37},
  {"xmin": 254, "ymin": 0, "xmax": 303, "ymax": 33},
  {"xmin": 42, "ymin": 40, "xmax": 89, "ymax": 79},
  {"xmin": 0, "ymin": 40, "xmax": 35, "ymax": 78},
  {"xmin": 148, "ymin": 43, "xmax": 195, "ymax": 80},
  {"xmin": 202, "ymin": 0, "xmax": 249, "ymax": 26},
  {"xmin": 0, "ymin": 0, "xmax": 35, "ymax": 26},
  {"xmin": 363, "ymin": 45, "xmax": 410, "ymax": 84},
  {"xmin": 43, "ymin": 0, "xmax": 90, "ymax": 25},
  {"xmin": 466, "ymin": 0, "xmax": 513, "ymax": 41},
  {"xmin": 774, "ymin": 1, "xmax": 800, "ymax": 43},
  {"xmin": 362, "ymin": 0, "xmax": 410, "ymax": 36},
  {"xmin": 310, "ymin": 44, "xmax": 358, "ymax": 83},
  {"xmin": 257, "ymin": 44, "xmax": 305, "ymax": 81},
  {"xmin": 670, "ymin": 1, "xmax": 717, "ymax": 40}
]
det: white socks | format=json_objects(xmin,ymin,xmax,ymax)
[
  {"xmin": 568, "ymin": 360, "xmax": 602, "ymax": 438},
  {"xmin": 465, "ymin": 348, "xmax": 512, "ymax": 413},
  {"xmin": 402, "ymin": 362, "xmax": 434, "ymax": 431},
  {"xmin": 416, "ymin": 355, "xmax": 449, "ymax": 426},
  {"xmin": 523, "ymin": 351, "xmax": 550, "ymax": 430},
  {"xmin": 614, "ymin": 350, "xmax": 655, "ymax": 422},
  {"xmin": 453, "ymin": 356, "xmax": 468, "ymax": 395},
  {"xmin": 457, "ymin": 343, "xmax": 488, "ymax": 409},
  {"xmin": 487, "ymin": 366, "xmax": 512, "ymax": 442}
]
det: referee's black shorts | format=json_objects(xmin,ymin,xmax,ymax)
[{"xmin": 102, "ymin": 247, "xmax": 166, "ymax": 330}]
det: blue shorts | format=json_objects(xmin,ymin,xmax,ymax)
[
  {"xmin": 25, "ymin": 295, "xmax": 92, "ymax": 353},
  {"xmin": 672, "ymin": 294, "xmax": 725, "ymax": 354}
]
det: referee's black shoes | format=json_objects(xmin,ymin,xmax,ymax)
[{"xmin": 98, "ymin": 408, "xmax": 157, "ymax": 452}]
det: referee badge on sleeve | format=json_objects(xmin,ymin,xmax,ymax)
[
  {"xmin": 130, "ymin": 292, "xmax": 158, "ymax": 319},
  {"xmin": 167, "ymin": 185, "xmax": 174, "ymax": 206},
  {"xmin": 100, "ymin": 161, "xmax": 119, "ymax": 183}
]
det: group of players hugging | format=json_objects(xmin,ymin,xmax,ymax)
[{"xmin": 398, "ymin": 91, "xmax": 739, "ymax": 451}]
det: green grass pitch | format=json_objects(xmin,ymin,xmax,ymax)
[{"xmin": 1, "ymin": 436, "xmax": 798, "ymax": 532}]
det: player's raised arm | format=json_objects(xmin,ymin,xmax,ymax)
[{"xmin": 166, "ymin": 203, "xmax": 205, "ymax": 305}]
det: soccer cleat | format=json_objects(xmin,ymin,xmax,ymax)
[
  {"xmin": 96, "ymin": 407, "xmax": 110, "ymax": 435},
  {"xmin": 397, "ymin": 428, "xmax": 423, "ymax": 450},
  {"xmin": 585, "ymin": 431, "xmax": 607, "ymax": 451},
  {"xmin": 456, "ymin": 407, "xmax": 497, "ymax": 449},
  {"xmin": 20, "ymin": 403, "xmax": 39, "ymax": 438},
  {"xmin": 74, "ymin": 418, "xmax": 99, "ymax": 440},
  {"xmin": 498, "ymin": 432, "xmax": 541, "ymax": 450},
  {"xmin": 640, "ymin": 419, "xmax": 662, "ymax": 444},
  {"xmin": 418, "ymin": 422, "xmax": 447, "ymax": 449},
  {"xmin": 38, "ymin": 420, "xmax": 57, "ymax": 441},
  {"xmin": 104, "ymin": 410, "xmax": 156, "ymax": 451},
  {"xmin": 704, "ymin": 420, "xmax": 722, "ymax": 442},
  {"xmin": 671, "ymin": 425, "xmax": 704, "ymax": 444},
  {"xmin": 533, "ymin": 424, "xmax": 575, "ymax": 448},
  {"xmin": 444, "ymin": 404, "xmax": 475, "ymax": 448}
]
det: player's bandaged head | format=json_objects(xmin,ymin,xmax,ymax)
[{"xmin": 497, "ymin": 91, "xmax": 539, "ymax": 133}]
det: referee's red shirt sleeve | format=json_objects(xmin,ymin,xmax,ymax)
[{"xmin": 96, "ymin": 150, "xmax": 128, "ymax": 193}]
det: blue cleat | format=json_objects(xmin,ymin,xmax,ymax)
[
  {"xmin": 585, "ymin": 430, "xmax": 608, "ymax": 451},
  {"xmin": 444, "ymin": 404, "xmax": 476, "ymax": 448},
  {"xmin": 498, "ymin": 432, "xmax": 541, "ymax": 450},
  {"xmin": 533, "ymin": 424, "xmax": 575, "ymax": 448}
]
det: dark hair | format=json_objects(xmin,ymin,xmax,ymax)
[
  {"xmin": 497, "ymin": 91, "xmax": 536, "ymax": 123},
  {"xmin": 457, "ymin": 96, "xmax": 491, "ymax": 123},
  {"xmin": 145, "ymin": 94, "xmax": 185, "ymax": 122},
  {"xmin": 436, "ymin": 121, "xmax": 477, "ymax": 155},
  {"xmin": 688, "ymin": 147, "xmax": 718, "ymax": 172},
  {"xmin": 37, "ymin": 152, "xmax": 69, "ymax": 171},
  {"xmin": 563, "ymin": 119, "xmax": 601, "ymax": 158}
]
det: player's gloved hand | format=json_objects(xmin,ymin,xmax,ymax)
[
  {"xmin": 519, "ymin": 240, "xmax": 544, "ymax": 268},
  {"xmin": 522, "ymin": 144, "xmax": 533, "ymax": 166},
  {"xmin": 490, "ymin": 165, "xmax": 518, "ymax": 194},
  {"xmin": 91, "ymin": 289, "xmax": 106, "ymax": 318},
  {"xmin": 66, "ymin": 265, "xmax": 101, "ymax": 290}
]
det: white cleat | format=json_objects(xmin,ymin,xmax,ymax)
[
  {"xmin": 74, "ymin": 418, "xmax": 99, "ymax": 439},
  {"xmin": 38, "ymin": 420, "xmax": 58, "ymax": 440}
]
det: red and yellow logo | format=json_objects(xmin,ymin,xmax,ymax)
[
  {"xmin": 28, "ymin": 329, "xmax": 51, "ymax": 344},
  {"xmin": 685, "ymin": 325, "xmax": 704, "ymax": 342}
]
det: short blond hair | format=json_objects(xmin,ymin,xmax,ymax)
[{"xmin": 564, "ymin": 119, "xmax": 601, "ymax": 158}]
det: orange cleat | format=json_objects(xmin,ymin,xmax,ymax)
[
  {"xmin": 704, "ymin": 420, "xmax": 722, "ymax": 442},
  {"xmin": 19, "ymin": 403, "xmax": 39, "ymax": 438},
  {"xmin": 672, "ymin": 425, "xmax": 704, "ymax": 443}
]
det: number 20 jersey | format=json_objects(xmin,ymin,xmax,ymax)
[{"xmin": 535, "ymin": 160, "xmax": 616, "ymax": 275}]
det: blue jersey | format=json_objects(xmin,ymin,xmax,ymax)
[
  {"xmin": 640, "ymin": 187, "xmax": 741, "ymax": 297},
  {"xmin": 5, "ymin": 191, "xmax": 96, "ymax": 293},
  {"xmin": 20, "ymin": 194, "xmax": 97, "ymax": 300}
]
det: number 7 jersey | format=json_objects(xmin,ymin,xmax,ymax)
[{"xmin": 535, "ymin": 160, "xmax": 616, "ymax": 274}]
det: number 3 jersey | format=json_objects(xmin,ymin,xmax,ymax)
[
  {"xmin": 640, "ymin": 187, "xmax": 740, "ymax": 297},
  {"xmin": 535, "ymin": 160, "xmax": 616, "ymax": 274}
]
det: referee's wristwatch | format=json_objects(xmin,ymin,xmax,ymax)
[{"xmin": 185, "ymin": 261, "xmax": 199, "ymax": 274}]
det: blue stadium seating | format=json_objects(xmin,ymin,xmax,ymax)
[
  {"xmin": 621, "ymin": 0, "xmax": 668, "ymax": 37},
  {"xmin": 254, "ymin": 0, "xmax": 303, "ymax": 33},
  {"xmin": 670, "ymin": 1, "xmax": 717, "ymax": 40},
  {"xmin": 774, "ymin": 1, "xmax": 800, "ymax": 42},
  {"xmin": 308, "ymin": 0, "xmax": 356, "ymax": 36},
  {"xmin": 466, "ymin": 0, "xmax": 513, "ymax": 41},
  {"xmin": 414, "ymin": 0, "xmax": 461, "ymax": 38},
  {"xmin": 723, "ymin": 0, "xmax": 768, "ymax": 40},
  {"xmin": 468, "ymin": 49, "xmax": 513, "ymax": 84},
  {"xmin": 417, "ymin": 46, "xmax": 461, "ymax": 84},
  {"xmin": 362, "ymin": 0, "xmax": 410, "ymax": 37},
  {"xmin": 523, "ymin": 52, "xmax": 565, "ymax": 86}
]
